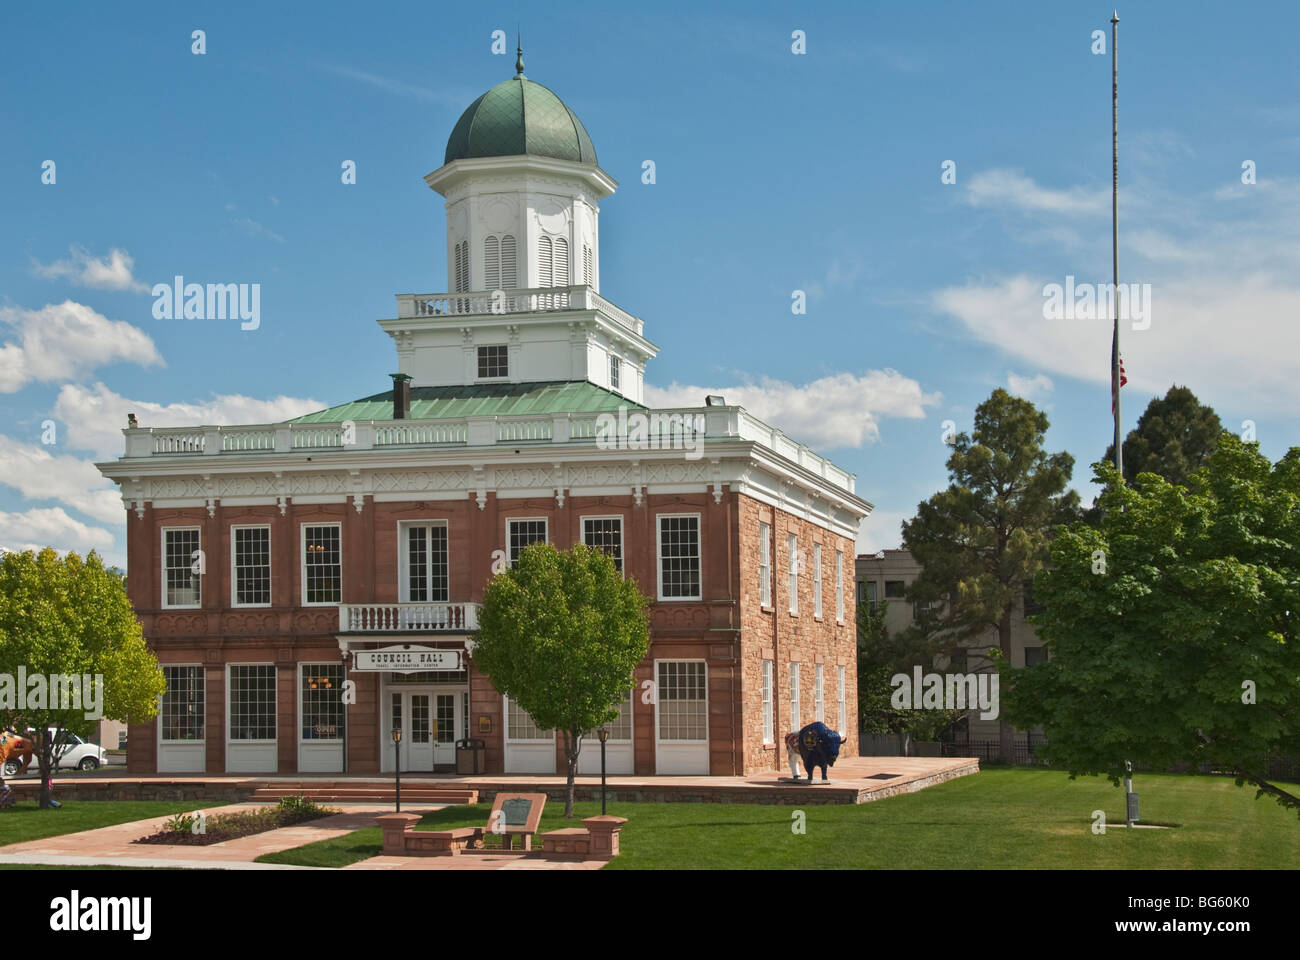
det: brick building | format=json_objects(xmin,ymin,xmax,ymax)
[{"xmin": 97, "ymin": 56, "xmax": 870, "ymax": 777}]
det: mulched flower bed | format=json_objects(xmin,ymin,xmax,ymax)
[{"xmin": 133, "ymin": 797, "xmax": 340, "ymax": 846}]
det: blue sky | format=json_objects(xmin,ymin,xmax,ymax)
[{"xmin": 3, "ymin": 1, "xmax": 1299, "ymax": 566}]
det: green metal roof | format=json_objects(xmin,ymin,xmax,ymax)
[
  {"xmin": 291, "ymin": 381, "xmax": 639, "ymax": 423},
  {"xmin": 444, "ymin": 75, "xmax": 597, "ymax": 166}
]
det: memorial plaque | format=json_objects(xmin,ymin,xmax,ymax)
[{"xmin": 501, "ymin": 796, "xmax": 533, "ymax": 826}]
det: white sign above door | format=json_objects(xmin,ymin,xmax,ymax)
[{"xmin": 353, "ymin": 644, "xmax": 461, "ymax": 673}]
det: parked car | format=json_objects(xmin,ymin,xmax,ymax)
[{"xmin": 2, "ymin": 730, "xmax": 108, "ymax": 776}]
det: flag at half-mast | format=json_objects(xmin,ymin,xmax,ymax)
[{"xmin": 1111, "ymin": 350, "xmax": 1128, "ymax": 415}]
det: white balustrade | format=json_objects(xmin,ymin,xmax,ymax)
[
  {"xmin": 339, "ymin": 602, "xmax": 480, "ymax": 633},
  {"xmin": 395, "ymin": 285, "xmax": 642, "ymax": 330},
  {"xmin": 123, "ymin": 404, "xmax": 855, "ymax": 495}
]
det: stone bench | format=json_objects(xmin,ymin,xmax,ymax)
[{"xmin": 539, "ymin": 816, "xmax": 627, "ymax": 861}]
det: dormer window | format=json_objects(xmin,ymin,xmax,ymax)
[{"xmin": 477, "ymin": 345, "xmax": 508, "ymax": 379}]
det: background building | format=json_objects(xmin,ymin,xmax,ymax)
[
  {"xmin": 855, "ymin": 549, "xmax": 1047, "ymax": 747},
  {"xmin": 98, "ymin": 58, "xmax": 869, "ymax": 778}
]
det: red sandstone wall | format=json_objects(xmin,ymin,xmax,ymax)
[
  {"xmin": 122, "ymin": 488, "xmax": 851, "ymax": 777},
  {"xmin": 735, "ymin": 496, "xmax": 857, "ymax": 776}
]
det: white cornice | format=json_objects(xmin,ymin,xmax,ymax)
[{"xmin": 98, "ymin": 442, "xmax": 869, "ymax": 538}]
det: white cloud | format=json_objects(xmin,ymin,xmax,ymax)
[
  {"xmin": 320, "ymin": 64, "xmax": 465, "ymax": 104},
  {"xmin": 855, "ymin": 509, "xmax": 911, "ymax": 554},
  {"xmin": 0, "ymin": 435, "xmax": 123, "ymax": 524},
  {"xmin": 0, "ymin": 507, "xmax": 116, "ymax": 556},
  {"xmin": 0, "ymin": 301, "xmax": 163, "ymax": 393},
  {"xmin": 964, "ymin": 169, "xmax": 1108, "ymax": 217},
  {"xmin": 644, "ymin": 370, "xmax": 941, "ymax": 451},
  {"xmin": 934, "ymin": 272, "xmax": 1300, "ymax": 411},
  {"xmin": 231, "ymin": 217, "xmax": 285, "ymax": 244},
  {"xmin": 55, "ymin": 382, "xmax": 325, "ymax": 459},
  {"xmin": 1007, "ymin": 371, "xmax": 1054, "ymax": 402},
  {"xmin": 937, "ymin": 170, "xmax": 1300, "ymax": 411},
  {"xmin": 32, "ymin": 245, "xmax": 148, "ymax": 292}
]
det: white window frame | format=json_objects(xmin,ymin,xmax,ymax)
[
  {"xmin": 580, "ymin": 515, "xmax": 624, "ymax": 576},
  {"xmin": 609, "ymin": 355, "xmax": 621, "ymax": 390},
  {"xmin": 298, "ymin": 662, "xmax": 344, "ymax": 744},
  {"xmin": 158, "ymin": 664, "xmax": 205, "ymax": 743},
  {"xmin": 506, "ymin": 517, "xmax": 549, "ymax": 568},
  {"xmin": 815, "ymin": 664, "xmax": 825, "ymax": 723},
  {"xmin": 476, "ymin": 343, "xmax": 509, "ymax": 381},
  {"xmin": 161, "ymin": 526, "xmax": 202, "ymax": 610},
  {"xmin": 837, "ymin": 665, "xmax": 846, "ymax": 733},
  {"xmin": 813, "ymin": 542, "xmax": 823, "ymax": 618},
  {"xmin": 503, "ymin": 694, "xmax": 554, "ymax": 742},
  {"xmin": 787, "ymin": 532, "xmax": 799, "ymax": 614},
  {"xmin": 226, "ymin": 663, "xmax": 277, "ymax": 744},
  {"xmin": 654, "ymin": 658, "xmax": 708, "ymax": 744},
  {"xmin": 759, "ymin": 521, "xmax": 771, "ymax": 607},
  {"xmin": 398, "ymin": 519, "xmax": 450, "ymax": 603},
  {"xmin": 656, "ymin": 513, "xmax": 702, "ymax": 601},
  {"xmin": 761, "ymin": 660, "xmax": 774, "ymax": 745},
  {"xmin": 790, "ymin": 662, "xmax": 801, "ymax": 731},
  {"xmin": 835, "ymin": 550, "xmax": 844, "ymax": 622},
  {"xmin": 230, "ymin": 524, "xmax": 271, "ymax": 608},
  {"xmin": 300, "ymin": 522, "xmax": 342, "ymax": 607}
]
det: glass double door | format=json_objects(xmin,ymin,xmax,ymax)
[{"xmin": 390, "ymin": 687, "xmax": 463, "ymax": 771}]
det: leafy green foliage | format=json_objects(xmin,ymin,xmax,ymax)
[
  {"xmin": 1005, "ymin": 435, "xmax": 1300, "ymax": 815},
  {"xmin": 473, "ymin": 542, "xmax": 650, "ymax": 816},
  {"xmin": 0, "ymin": 548, "xmax": 164, "ymax": 808}
]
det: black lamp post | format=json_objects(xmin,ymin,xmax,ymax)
[
  {"xmin": 597, "ymin": 726, "xmax": 610, "ymax": 816},
  {"xmin": 391, "ymin": 727, "xmax": 402, "ymax": 812}
]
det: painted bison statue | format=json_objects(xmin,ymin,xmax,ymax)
[{"xmin": 784, "ymin": 721, "xmax": 848, "ymax": 781}]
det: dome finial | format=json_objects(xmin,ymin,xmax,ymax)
[{"xmin": 515, "ymin": 30, "xmax": 524, "ymax": 77}]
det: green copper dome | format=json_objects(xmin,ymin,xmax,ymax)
[{"xmin": 444, "ymin": 73, "xmax": 597, "ymax": 166}]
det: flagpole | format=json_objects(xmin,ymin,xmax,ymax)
[
  {"xmin": 1110, "ymin": 8, "xmax": 1136, "ymax": 830},
  {"xmin": 1111, "ymin": 10, "xmax": 1123, "ymax": 480}
]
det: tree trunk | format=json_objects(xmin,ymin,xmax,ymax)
[
  {"xmin": 998, "ymin": 611, "xmax": 1014, "ymax": 763},
  {"xmin": 37, "ymin": 746, "xmax": 53, "ymax": 810},
  {"xmin": 562, "ymin": 730, "xmax": 581, "ymax": 818}
]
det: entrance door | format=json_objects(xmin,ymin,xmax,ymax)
[
  {"xmin": 432, "ymin": 692, "xmax": 460, "ymax": 767},
  {"xmin": 389, "ymin": 691, "xmax": 435, "ymax": 772},
  {"xmin": 407, "ymin": 693, "xmax": 434, "ymax": 771}
]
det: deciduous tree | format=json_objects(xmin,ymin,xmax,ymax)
[
  {"xmin": 473, "ymin": 542, "xmax": 650, "ymax": 817},
  {"xmin": 1006, "ymin": 436, "xmax": 1300, "ymax": 816},
  {"xmin": 0, "ymin": 549, "xmax": 164, "ymax": 808}
]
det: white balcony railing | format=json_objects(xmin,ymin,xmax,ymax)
[
  {"xmin": 393, "ymin": 285, "xmax": 644, "ymax": 336},
  {"xmin": 339, "ymin": 602, "xmax": 480, "ymax": 633}
]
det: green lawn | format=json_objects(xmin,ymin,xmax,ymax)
[
  {"xmin": 0, "ymin": 801, "xmax": 212, "ymax": 846},
  {"xmin": 256, "ymin": 769, "xmax": 1300, "ymax": 869}
]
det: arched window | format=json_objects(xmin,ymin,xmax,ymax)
[
  {"xmin": 484, "ymin": 236, "xmax": 499, "ymax": 290},
  {"xmin": 453, "ymin": 241, "xmax": 470, "ymax": 294},
  {"xmin": 500, "ymin": 235, "xmax": 517, "ymax": 289},
  {"xmin": 538, "ymin": 236, "xmax": 553, "ymax": 286},
  {"xmin": 484, "ymin": 235, "xmax": 518, "ymax": 291},
  {"xmin": 553, "ymin": 237, "xmax": 569, "ymax": 287}
]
